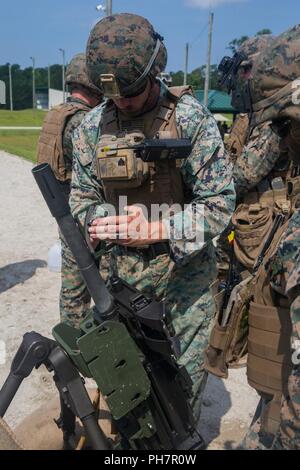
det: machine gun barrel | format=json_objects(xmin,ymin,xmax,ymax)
[{"xmin": 32, "ymin": 164, "xmax": 114, "ymax": 322}]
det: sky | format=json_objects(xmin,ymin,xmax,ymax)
[{"xmin": 1, "ymin": 0, "xmax": 300, "ymax": 72}]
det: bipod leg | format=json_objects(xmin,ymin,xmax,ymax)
[
  {"xmin": 54, "ymin": 395, "xmax": 77, "ymax": 450},
  {"xmin": 47, "ymin": 346, "xmax": 112, "ymax": 450},
  {"xmin": 0, "ymin": 332, "xmax": 54, "ymax": 417}
]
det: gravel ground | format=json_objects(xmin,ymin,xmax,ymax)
[{"xmin": 0, "ymin": 150, "xmax": 259, "ymax": 450}]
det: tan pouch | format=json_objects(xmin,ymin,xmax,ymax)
[
  {"xmin": 232, "ymin": 204, "xmax": 274, "ymax": 270},
  {"xmin": 96, "ymin": 132, "xmax": 149, "ymax": 190},
  {"xmin": 205, "ymin": 276, "xmax": 253, "ymax": 378}
]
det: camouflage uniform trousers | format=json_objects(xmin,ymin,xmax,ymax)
[
  {"xmin": 60, "ymin": 232, "xmax": 111, "ymax": 328},
  {"xmin": 239, "ymin": 398, "xmax": 279, "ymax": 450},
  {"xmin": 240, "ymin": 373, "xmax": 300, "ymax": 450},
  {"xmin": 59, "ymin": 233, "xmax": 91, "ymax": 327},
  {"xmin": 112, "ymin": 244, "xmax": 217, "ymax": 421}
]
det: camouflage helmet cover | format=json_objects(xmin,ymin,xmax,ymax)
[
  {"xmin": 86, "ymin": 13, "xmax": 167, "ymax": 97},
  {"xmin": 250, "ymin": 24, "xmax": 300, "ymax": 126},
  {"xmin": 65, "ymin": 53, "xmax": 102, "ymax": 96},
  {"xmin": 239, "ymin": 34, "xmax": 274, "ymax": 67}
]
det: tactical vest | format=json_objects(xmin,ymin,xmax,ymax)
[
  {"xmin": 247, "ymin": 220, "xmax": 293, "ymax": 435},
  {"xmin": 37, "ymin": 101, "xmax": 91, "ymax": 182},
  {"xmin": 96, "ymin": 86, "xmax": 193, "ymax": 214},
  {"xmin": 233, "ymin": 163, "xmax": 299, "ymax": 272},
  {"xmin": 206, "ymin": 177, "xmax": 299, "ymax": 385},
  {"xmin": 226, "ymin": 114, "xmax": 249, "ymax": 162}
]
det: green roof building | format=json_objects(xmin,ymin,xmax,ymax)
[{"xmin": 194, "ymin": 89, "xmax": 235, "ymax": 114}]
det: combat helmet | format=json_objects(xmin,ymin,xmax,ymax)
[
  {"xmin": 250, "ymin": 24, "xmax": 300, "ymax": 127},
  {"xmin": 65, "ymin": 53, "xmax": 102, "ymax": 97},
  {"xmin": 238, "ymin": 34, "xmax": 274, "ymax": 69},
  {"xmin": 86, "ymin": 13, "xmax": 167, "ymax": 98}
]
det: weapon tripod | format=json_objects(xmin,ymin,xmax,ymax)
[{"xmin": 0, "ymin": 331, "xmax": 111, "ymax": 450}]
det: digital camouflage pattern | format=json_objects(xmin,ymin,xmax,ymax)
[
  {"xmin": 59, "ymin": 96, "xmax": 93, "ymax": 326},
  {"xmin": 61, "ymin": 97, "xmax": 92, "ymax": 188},
  {"xmin": 241, "ymin": 209, "xmax": 300, "ymax": 450},
  {"xmin": 230, "ymin": 33, "xmax": 280, "ymax": 193},
  {"xmin": 65, "ymin": 53, "xmax": 102, "ymax": 96},
  {"xmin": 86, "ymin": 13, "xmax": 167, "ymax": 95},
  {"xmin": 251, "ymin": 24, "xmax": 300, "ymax": 127},
  {"xmin": 69, "ymin": 81, "xmax": 236, "ymax": 419},
  {"xmin": 241, "ymin": 24, "xmax": 300, "ymax": 450},
  {"xmin": 217, "ymin": 33, "xmax": 280, "ymax": 274},
  {"xmin": 233, "ymin": 120, "xmax": 282, "ymax": 195},
  {"xmin": 225, "ymin": 35, "xmax": 274, "ymax": 163},
  {"xmin": 239, "ymin": 34, "xmax": 274, "ymax": 67}
]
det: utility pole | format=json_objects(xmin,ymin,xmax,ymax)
[
  {"xmin": 8, "ymin": 63, "xmax": 13, "ymax": 111},
  {"xmin": 184, "ymin": 43, "xmax": 189, "ymax": 86},
  {"xmin": 30, "ymin": 57, "xmax": 36, "ymax": 109},
  {"xmin": 204, "ymin": 12, "xmax": 214, "ymax": 107},
  {"xmin": 106, "ymin": 0, "xmax": 112, "ymax": 15},
  {"xmin": 48, "ymin": 64, "xmax": 51, "ymax": 91},
  {"xmin": 59, "ymin": 49, "xmax": 66, "ymax": 103},
  {"xmin": 48, "ymin": 64, "xmax": 51, "ymax": 110}
]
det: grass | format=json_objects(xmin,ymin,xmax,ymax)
[
  {"xmin": 0, "ymin": 130, "xmax": 39, "ymax": 162},
  {"xmin": 0, "ymin": 109, "xmax": 46, "ymax": 127},
  {"xmin": 0, "ymin": 109, "xmax": 233, "ymax": 163},
  {"xmin": 220, "ymin": 113, "xmax": 234, "ymax": 126},
  {"xmin": 0, "ymin": 110, "xmax": 45, "ymax": 161}
]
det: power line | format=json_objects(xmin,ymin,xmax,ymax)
[{"xmin": 189, "ymin": 22, "xmax": 209, "ymax": 47}]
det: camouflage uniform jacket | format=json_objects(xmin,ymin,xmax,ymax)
[
  {"xmin": 70, "ymin": 83, "xmax": 235, "ymax": 264},
  {"xmin": 62, "ymin": 96, "xmax": 93, "ymax": 192},
  {"xmin": 233, "ymin": 121, "xmax": 282, "ymax": 196},
  {"xmin": 69, "ymin": 82, "xmax": 236, "ymax": 418}
]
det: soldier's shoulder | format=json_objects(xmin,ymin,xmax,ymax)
[
  {"xmin": 176, "ymin": 93, "xmax": 216, "ymax": 140},
  {"xmin": 75, "ymin": 101, "xmax": 107, "ymax": 140},
  {"xmin": 177, "ymin": 92, "xmax": 211, "ymax": 119}
]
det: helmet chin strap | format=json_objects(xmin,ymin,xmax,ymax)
[{"xmin": 122, "ymin": 39, "xmax": 162, "ymax": 97}]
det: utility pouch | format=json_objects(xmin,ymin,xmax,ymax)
[
  {"xmin": 96, "ymin": 132, "xmax": 149, "ymax": 190},
  {"xmin": 205, "ymin": 276, "xmax": 252, "ymax": 378},
  {"xmin": 232, "ymin": 204, "xmax": 273, "ymax": 270}
]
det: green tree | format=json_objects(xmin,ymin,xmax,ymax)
[
  {"xmin": 256, "ymin": 28, "xmax": 272, "ymax": 36},
  {"xmin": 170, "ymin": 64, "xmax": 223, "ymax": 92},
  {"xmin": 227, "ymin": 35, "xmax": 249, "ymax": 54},
  {"xmin": 170, "ymin": 70, "xmax": 184, "ymax": 86},
  {"xmin": 0, "ymin": 63, "xmax": 64, "ymax": 110}
]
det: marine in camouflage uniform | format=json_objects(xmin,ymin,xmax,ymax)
[
  {"xmin": 232, "ymin": 35, "xmax": 286, "ymax": 198},
  {"xmin": 226, "ymin": 35, "xmax": 276, "ymax": 168},
  {"xmin": 217, "ymin": 35, "xmax": 283, "ymax": 281},
  {"xmin": 37, "ymin": 53, "xmax": 103, "ymax": 327},
  {"xmin": 239, "ymin": 24, "xmax": 300, "ymax": 450},
  {"xmin": 69, "ymin": 13, "xmax": 236, "ymax": 422}
]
